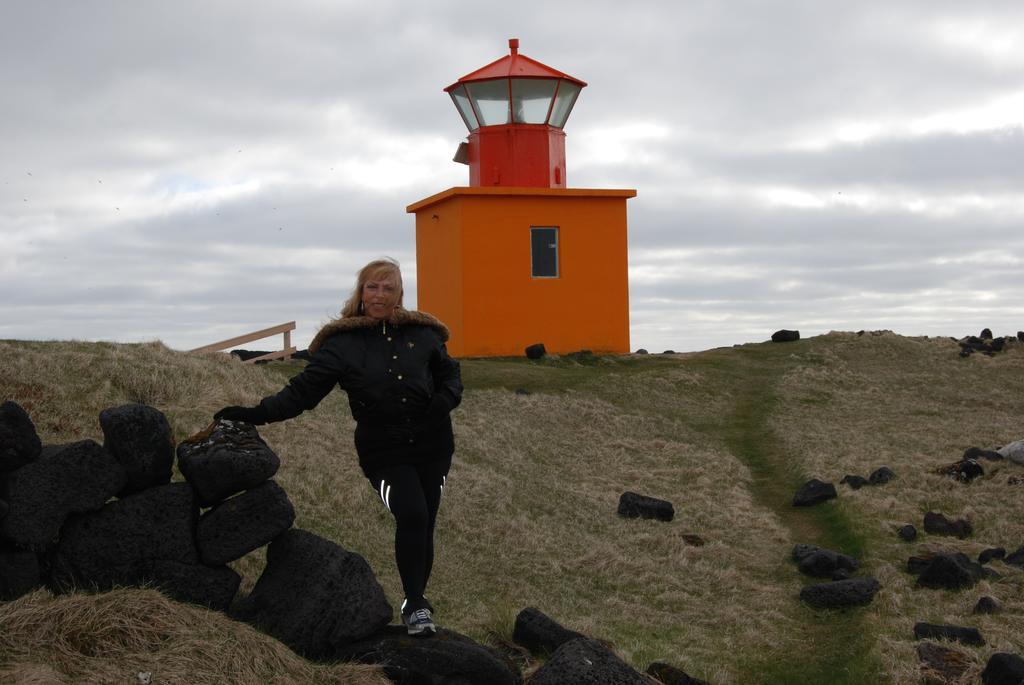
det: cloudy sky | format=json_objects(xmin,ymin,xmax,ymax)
[{"xmin": 2, "ymin": 1, "xmax": 1022, "ymax": 354}]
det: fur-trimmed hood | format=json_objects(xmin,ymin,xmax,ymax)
[{"xmin": 308, "ymin": 309, "xmax": 449, "ymax": 354}]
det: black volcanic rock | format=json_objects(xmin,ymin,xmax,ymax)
[
  {"xmin": 196, "ymin": 480, "xmax": 295, "ymax": 565},
  {"xmin": 979, "ymin": 548, "xmax": 1005, "ymax": 564},
  {"xmin": 0, "ymin": 441, "xmax": 126, "ymax": 549},
  {"xmin": 913, "ymin": 622, "xmax": 984, "ymax": 647},
  {"xmin": 99, "ymin": 403, "xmax": 175, "ymax": 496},
  {"xmin": 915, "ymin": 553, "xmax": 985, "ymax": 590},
  {"xmin": 525, "ymin": 343, "xmax": 546, "ymax": 360},
  {"xmin": 771, "ymin": 329, "xmax": 800, "ymax": 343},
  {"xmin": 792, "ymin": 544, "xmax": 859, "ymax": 579},
  {"xmin": 530, "ymin": 638, "xmax": 651, "ymax": 685},
  {"xmin": 840, "ymin": 474, "xmax": 868, "ymax": 489},
  {"xmin": 49, "ymin": 482, "xmax": 239, "ymax": 610},
  {"xmin": 337, "ymin": 625, "xmax": 521, "ymax": 684},
  {"xmin": 793, "ymin": 479, "xmax": 837, "ymax": 506},
  {"xmin": 868, "ymin": 466, "xmax": 896, "ymax": 485},
  {"xmin": 800, "ymin": 577, "xmax": 880, "ymax": 608},
  {"xmin": 647, "ymin": 661, "xmax": 710, "ymax": 685},
  {"xmin": 923, "ymin": 512, "xmax": 972, "ymax": 538},
  {"xmin": 982, "ymin": 652, "xmax": 1024, "ymax": 685},
  {"xmin": 0, "ymin": 401, "xmax": 42, "ymax": 472},
  {"xmin": 974, "ymin": 596, "xmax": 1000, "ymax": 615},
  {"xmin": 513, "ymin": 607, "xmax": 586, "ymax": 655},
  {"xmin": 177, "ymin": 421, "xmax": 279, "ymax": 506},
  {"xmin": 231, "ymin": 529, "xmax": 392, "ymax": 659},
  {"xmin": 897, "ymin": 525, "xmax": 917, "ymax": 542},
  {"xmin": 617, "ymin": 491, "xmax": 674, "ymax": 522},
  {"xmin": 0, "ymin": 542, "xmax": 40, "ymax": 600}
]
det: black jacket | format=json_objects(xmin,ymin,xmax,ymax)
[{"xmin": 258, "ymin": 309, "xmax": 462, "ymax": 475}]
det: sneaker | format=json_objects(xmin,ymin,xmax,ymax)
[{"xmin": 402, "ymin": 607, "xmax": 437, "ymax": 636}]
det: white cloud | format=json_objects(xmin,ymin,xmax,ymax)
[{"xmin": 2, "ymin": 1, "xmax": 1023, "ymax": 354}]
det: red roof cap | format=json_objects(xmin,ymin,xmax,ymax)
[{"xmin": 444, "ymin": 38, "xmax": 586, "ymax": 92}]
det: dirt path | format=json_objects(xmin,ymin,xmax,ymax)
[{"xmin": 720, "ymin": 347, "xmax": 886, "ymax": 684}]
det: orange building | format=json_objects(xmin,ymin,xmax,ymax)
[{"xmin": 407, "ymin": 40, "xmax": 635, "ymax": 357}]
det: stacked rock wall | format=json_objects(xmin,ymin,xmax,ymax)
[
  {"xmin": 0, "ymin": 401, "xmax": 297, "ymax": 610},
  {"xmin": 0, "ymin": 400, "xmax": 522, "ymax": 683}
]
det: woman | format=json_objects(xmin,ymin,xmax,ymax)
[{"xmin": 215, "ymin": 257, "xmax": 462, "ymax": 637}]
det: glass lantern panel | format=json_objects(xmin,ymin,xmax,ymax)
[
  {"xmin": 548, "ymin": 81, "xmax": 582, "ymax": 128},
  {"xmin": 511, "ymin": 78, "xmax": 558, "ymax": 124},
  {"xmin": 466, "ymin": 79, "xmax": 510, "ymax": 126},
  {"xmin": 450, "ymin": 85, "xmax": 479, "ymax": 131}
]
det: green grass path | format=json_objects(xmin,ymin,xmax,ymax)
[{"xmin": 717, "ymin": 344, "xmax": 886, "ymax": 684}]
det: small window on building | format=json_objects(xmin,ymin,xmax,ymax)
[{"xmin": 531, "ymin": 227, "xmax": 559, "ymax": 278}]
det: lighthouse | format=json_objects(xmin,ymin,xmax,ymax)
[{"xmin": 407, "ymin": 39, "xmax": 635, "ymax": 357}]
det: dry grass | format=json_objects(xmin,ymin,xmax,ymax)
[
  {"xmin": 1, "ymin": 333, "xmax": 1022, "ymax": 684},
  {"xmin": 771, "ymin": 332, "xmax": 1024, "ymax": 684},
  {"xmin": 0, "ymin": 588, "xmax": 389, "ymax": 685}
]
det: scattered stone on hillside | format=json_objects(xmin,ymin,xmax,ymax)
[
  {"xmin": 0, "ymin": 401, "xmax": 42, "ymax": 472},
  {"xmin": 0, "ymin": 441, "xmax": 126, "ymax": 549},
  {"xmin": 513, "ymin": 607, "xmax": 586, "ymax": 656},
  {"xmin": 337, "ymin": 625, "xmax": 522, "ymax": 685},
  {"xmin": 49, "ymin": 482, "xmax": 239, "ymax": 610},
  {"xmin": 681, "ymin": 534, "xmax": 706, "ymax": 547},
  {"xmin": 617, "ymin": 491, "xmax": 675, "ymax": 522},
  {"xmin": 980, "ymin": 328, "xmax": 993, "ymax": 339},
  {"xmin": 662, "ymin": 350, "xmax": 676, "ymax": 354},
  {"xmin": 908, "ymin": 553, "xmax": 938, "ymax": 575},
  {"xmin": 771, "ymin": 329, "xmax": 800, "ymax": 343},
  {"xmin": 913, "ymin": 622, "xmax": 984, "ymax": 647},
  {"xmin": 1004, "ymin": 545, "xmax": 1024, "ymax": 568},
  {"xmin": 958, "ymin": 333, "xmax": 1012, "ymax": 357},
  {"xmin": 635, "ymin": 349, "xmax": 649, "ymax": 355},
  {"xmin": 792, "ymin": 479, "xmax": 837, "ymax": 507},
  {"xmin": 869, "ymin": 466, "xmax": 896, "ymax": 485},
  {"xmin": 196, "ymin": 480, "xmax": 295, "ymax": 566},
  {"xmin": 917, "ymin": 642, "xmax": 971, "ymax": 685},
  {"xmin": 924, "ymin": 512, "xmax": 972, "ymax": 539},
  {"xmin": 177, "ymin": 420, "xmax": 280, "ymax": 506},
  {"xmin": 982, "ymin": 652, "xmax": 1024, "ymax": 685},
  {"xmin": 1009, "ymin": 476, "xmax": 1024, "ymax": 486},
  {"xmin": 974, "ymin": 596, "xmax": 1000, "ymax": 615},
  {"xmin": 0, "ymin": 542, "xmax": 40, "ymax": 600},
  {"xmin": 915, "ymin": 553, "xmax": 985, "ymax": 590},
  {"xmin": 935, "ymin": 458, "xmax": 984, "ymax": 482},
  {"xmin": 529, "ymin": 638, "xmax": 651, "ymax": 685},
  {"xmin": 979, "ymin": 548, "xmax": 1006, "ymax": 564},
  {"xmin": 99, "ymin": 403, "xmax": 175, "ymax": 496},
  {"xmin": 898, "ymin": 525, "xmax": 918, "ymax": 542},
  {"xmin": 231, "ymin": 528, "xmax": 392, "ymax": 659},
  {"xmin": 646, "ymin": 661, "xmax": 711, "ymax": 685},
  {"xmin": 514, "ymin": 388, "xmax": 531, "ymax": 396},
  {"xmin": 792, "ymin": 544, "xmax": 859, "ymax": 579},
  {"xmin": 840, "ymin": 474, "xmax": 868, "ymax": 489},
  {"xmin": 525, "ymin": 343, "xmax": 546, "ymax": 360},
  {"xmin": 963, "ymin": 446, "xmax": 1004, "ymax": 462},
  {"xmin": 997, "ymin": 439, "xmax": 1024, "ymax": 466},
  {"xmin": 799, "ymin": 577, "xmax": 880, "ymax": 609}
]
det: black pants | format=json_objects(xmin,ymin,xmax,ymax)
[{"xmin": 367, "ymin": 458, "xmax": 450, "ymax": 613}]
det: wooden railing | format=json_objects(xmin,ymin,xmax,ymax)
[{"xmin": 190, "ymin": 321, "xmax": 297, "ymax": 363}]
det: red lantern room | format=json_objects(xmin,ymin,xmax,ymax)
[{"xmin": 445, "ymin": 38, "xmax": 586, "ymax": 188}]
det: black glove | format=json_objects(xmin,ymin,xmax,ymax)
[
  {"xmin": 214, "ymin": 405, "xmax": 269, "ymax": 425},
  {"xmin": 424, "ymin": 392, "xmax": 454, "ymax": 422}
]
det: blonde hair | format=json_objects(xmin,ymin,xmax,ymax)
[{"xmin": 340, "ymin": 257, "xmax": 404, "ymax": 318}]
